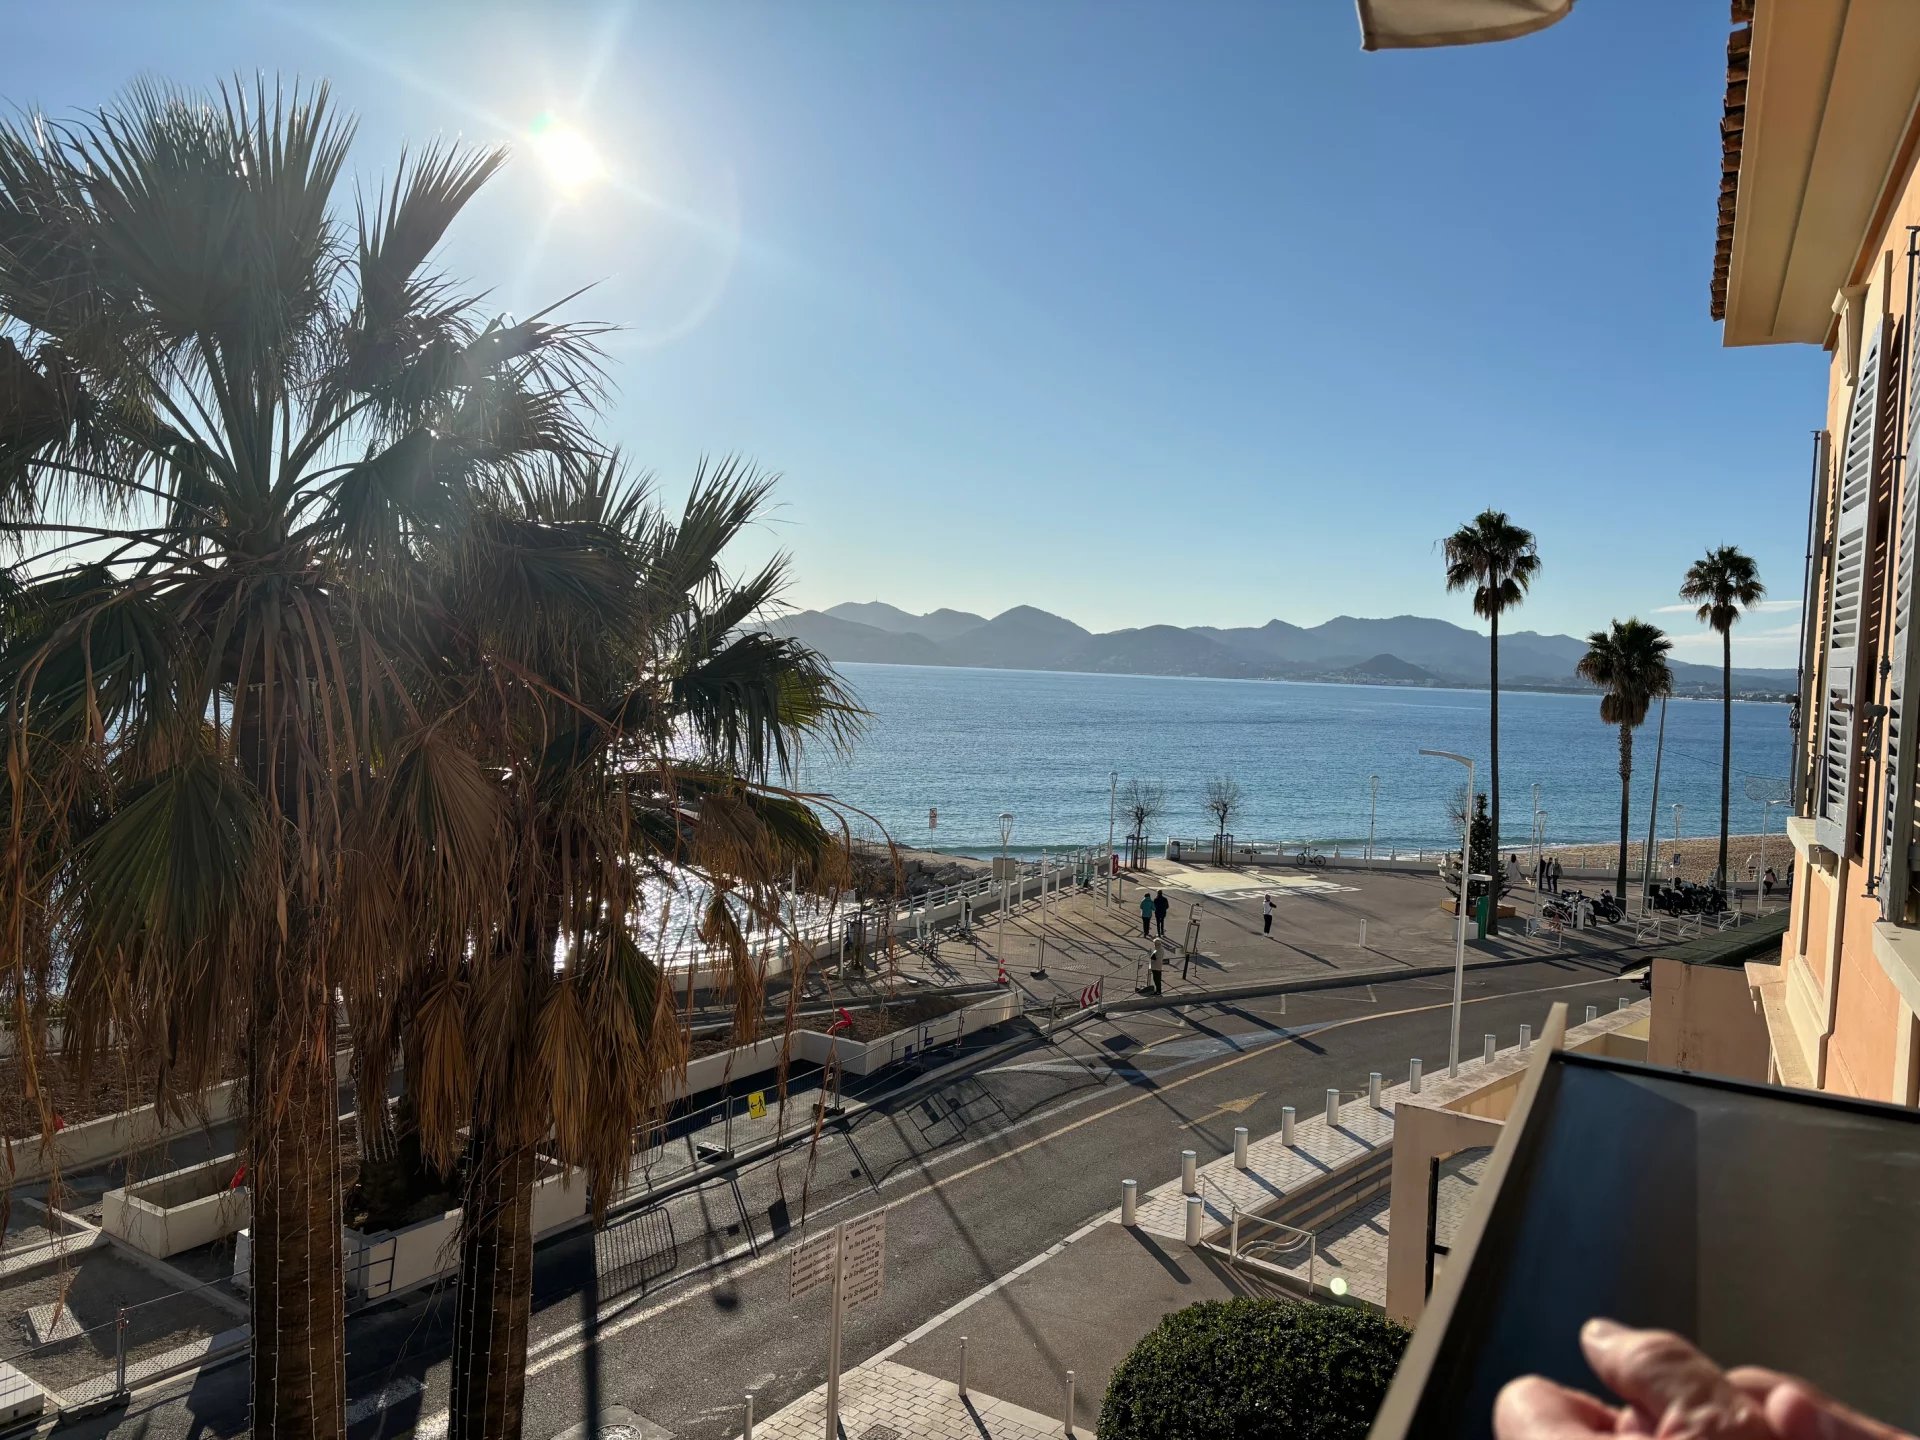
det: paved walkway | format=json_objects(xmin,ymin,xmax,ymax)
[{"xmin": 744, "ymin": 1358, "xmax": 1077, "ymax": 1440}]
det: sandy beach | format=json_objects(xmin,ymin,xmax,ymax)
[{"xmin": 1540, "ymin": 831, "xmax": 1783, "ymax": 882}]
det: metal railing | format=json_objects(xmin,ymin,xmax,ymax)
[{"xmin": 1215, "ymin": 1208, "xmax": 1318, "ymax": 1292}]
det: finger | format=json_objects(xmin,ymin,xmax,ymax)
[
  {"xmin": 1578, "ymin": 1320, "xmax": 1772, "ymax": 1439},
  {"xmin": 1767, "ymin": 1381, "xmax": 1918, "ymax": 1440},
  {"xmin": 1495, "ymin": 1375, "xmax": 1622, "ymax": 1439}
]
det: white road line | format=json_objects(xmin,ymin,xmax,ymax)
[{"xmin": 399, "ymin": 968, "xmax": 1631, "ymax": 1436}]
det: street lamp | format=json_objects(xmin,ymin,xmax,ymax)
[
  {"xmin": 1108, "ymin": 770, "xmax": 1119, "ymax": 906},
  {"xmin": 1420, "ymin": 748, "xmax": 1474, "ymax": 1078},
  {"xmin": 1367, "ymin": 774, "xmax": 1380, "ymax": 867},
  {"xmin": 998, "ymin": 811, "xmax": 1015, "ymax": 974}
]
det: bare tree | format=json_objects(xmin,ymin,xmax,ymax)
[
  {"xmin": 1122, "ymin": 778, "xmax": 1166, "ymax": 856},
  {"xmin": 1205, "ymin": 775, "xmax": 1243, "ymax": 843}
]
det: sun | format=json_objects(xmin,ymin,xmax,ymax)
[{"xmin": 527, "ymin": 113, "xmax": 606, "ymax": 196}]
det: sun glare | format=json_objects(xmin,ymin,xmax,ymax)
[{"xmin": 528, "ymin": 114, "xmax": 606, "ymax": 196}]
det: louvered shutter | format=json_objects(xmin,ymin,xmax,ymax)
[
  {"xmin": 1887, "ymin": 312, "xmax": 1920, "ymax": 918},
  {"xmin": 1818, "ymin": 321, "xmax": 1887, "ymax": 854}
]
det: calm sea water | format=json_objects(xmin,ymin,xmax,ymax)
[{"xmin": 794, "ymin": 663, "xmax": 1794, "ymax": 858}]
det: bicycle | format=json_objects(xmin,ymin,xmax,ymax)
[{"xmin": 1295, "ymin": 844, "xmax": 1328, "ymax": 869}]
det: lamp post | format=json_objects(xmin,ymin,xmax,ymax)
[
  {"xmin": 1108, "ymin": 770, "xmax": 1119, "ymax": 906},
  {"xmin": 998, "ymin": 811, "xmax": 1015, "ymax": 974},
  {"xmin": 1367, "ymin": 774, "xmax": 1380, "ymax": 867},
  {"xmin": 1420, "ymin": 749, "xmax": 1474, "ymax": 1078}
]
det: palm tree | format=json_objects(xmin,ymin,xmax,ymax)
[
  {"xmin": 1443, "ymin": 510, "xmax": 1540, "ymax": 933},
  {"xmin": 0, "ymin": 81, "xmax": 602, "ymax": 1437},
  {"xmin": 1679, "ymin": 547, "xmax": 1765, "ymax": 886},
  {"xmin": 353, "ymin": 459, "xmax": 859, "ymax": 1440},
  {"xmin": 1577, "ymin": 620, "xmax": 1675, "ymax": 903}
]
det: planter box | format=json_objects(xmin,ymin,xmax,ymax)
[{"xmin": 102, "ymin": 1154, "xmax": 250, "ymax": 1258}]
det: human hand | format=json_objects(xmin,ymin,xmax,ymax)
[{"xmin": 1492, "ymin": 1319, "xmax": 1915, "ymax": 1439}]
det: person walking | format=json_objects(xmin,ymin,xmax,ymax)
[
  {"xmin": 1153, "ymin": 889, "xmax": 1170, "ymax": 938},
  {"xmin": 1506, "ymin": 852, "xmax": 1523, "ymax": 895},
  {"xmin": 1148, "ymin": 942, "xmax": 1164, "ymax": 995},
  {"xmin": 1536, "ymin": 853, "xmax": 1547, "ymax": 889},
  {"xmin": 1262, "ymin": 893, "xmax": 1276, "ymax": 935},
  {"xmin": 1138, "ymin": 889, "xmax": 1154, "ymax": 939},
  {"xmin": 1550, "ymin": 857, "xmax": 1563, "ymax": 891},
  {"xmin": 1763, "ymin": 865, "xmax": 1777, "ymax": 900}
]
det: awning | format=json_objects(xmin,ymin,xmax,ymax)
[{"xmin": 1355, "ymin": 0, "xmax": 1573, "ymax": 51}]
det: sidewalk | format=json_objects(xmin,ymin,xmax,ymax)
[
  {"xmin": 745, "ymin": 1359, "xmax": 1076, "ymax": 1440},
  {"xmin": 843, "ymin": 862, "xmax": 1647, "ymax": 1018}
]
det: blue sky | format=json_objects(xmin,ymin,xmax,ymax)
[{"xmin": 3, "ymin": 1, "xmax": 1825, "ymax": 664}]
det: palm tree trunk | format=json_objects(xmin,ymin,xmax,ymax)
[
  {"xmin": 248, "ymin": 953, "xmax": 347, "ymax": 1440},
  {"xmin": 1719, "ymin": 628, "xmax": 1732, "ymax": 887},
  {"xmin": 1488, "ymin": 613, "xmax": 1501, "ymax": 935},
  {"xmin": 450, "ymin": 1122, "xmax": 540, "ymax": 1440},
  {"xmin": 1617, "ymin": 722, "xmax": 1633, "ymax": 903}
]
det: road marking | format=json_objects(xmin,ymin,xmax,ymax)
[{"xmin": 1181, "ymin": 1092, "xmax": 1263, "ymax": 1128}]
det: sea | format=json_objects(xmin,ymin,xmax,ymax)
[{"xmin": 793, "ymin": 663, "xmax": 1795, "ymax": 859}]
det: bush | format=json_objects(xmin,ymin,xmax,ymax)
[{"xmin": 1099, "ymin": 1298, "xmax": 1409, "ymax": 1440}]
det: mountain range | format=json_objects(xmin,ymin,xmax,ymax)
[{"xmin": 763, "ymin": 602, "xmax": 1798, "ymax": 698}]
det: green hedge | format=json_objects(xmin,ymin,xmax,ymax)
[{"xmin": 1099, "ymin": 1298, "xmax": 1409, "ymax": 1440}]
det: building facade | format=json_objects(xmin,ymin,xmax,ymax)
[{"xmin": 1719, "ymin": 0, "xmax": 1920, "ymax": 1102}]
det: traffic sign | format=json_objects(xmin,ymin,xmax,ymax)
[
  {"xmin": 841, "ymin": 1212, "xmax": 885, "ymax": 1310},
  {"xmin": 747, "ymin": 1090, "xmax": 767, "ymax": 1120}
]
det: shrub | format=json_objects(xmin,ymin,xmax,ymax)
[{"xmin": 1098, "ymin": 1297, "xmax": 1409, "ymax": 1440}]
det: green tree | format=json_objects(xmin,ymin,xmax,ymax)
[
  {"xmin": 1443, "ymin": 510, "xmax": 1540, "ymax": 934},
  {"xmin": 1100, "ymin": 1298, "xmax": 1408, "ymax": 1440},
  {"xmin": 1679, "ymin": 546, "xmax": 1766, "ymax": 886},
  {"xmin": 1577, "ymin": 620, "xmax": 1675, "ymax": 903},
  {"xmin": 357, "ymin": 459, "xmax": 859, "ymax": 1440},
  {"xmin": 0, "ymin": 80, "xmax": 600, "ymax": 1437}
]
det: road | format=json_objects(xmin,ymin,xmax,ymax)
[{"xmin": 67, "ymin": 954, "xmax": 1644, "ymax": 1440}]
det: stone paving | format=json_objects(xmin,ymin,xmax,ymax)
[{"xmin": 744, "ymin": 1358, "xmax": 1078, "ymax": 1440}]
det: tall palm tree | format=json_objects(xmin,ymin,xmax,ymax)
[
  {"xmin": 353, "ymin": 459, "xmax": 859, "ymax": 1440},
  {"xmin": 1443, "ymin": 510, "xmax": 1540, "ymax": 933},
  {"xmin": 1577, "ymin": 620, "xmax": 1674, "ymax": 903},
  {"xmin": 1679, "ymin": 547, "xmax": 1765, "ymax": 886},
  {"xmin": 0, "ymin": 81, "xmax": 601, "ymax": 1438}
]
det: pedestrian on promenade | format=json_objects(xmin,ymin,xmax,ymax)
[
  {"xmin": 1148, "ymin": 942, "xmax": 1164, "ymax": 995},
  {"xmin": 1139, "ymin": 889, "xmax": 1154, "ymax": 938},
  {"xmin": 1536, "ymin": 853, "xmax": 1548, "ymax": 889},
  {"xmin": 1263, "ymin": 894, "xmax": 1275, "ymax": 935},
  {"xmin": 1506, "ymin": 853, "xmax": 1523, "ymax": 894},
  {"xmin": 1763, "ymin": 865, "xmax": 1777, "ymax": 899},
  {"xmin": 1153, "ymin": 889, "xmax": 1170, "ymax": 938},
  {"xmin": 1550, "ymin": 857, "xmax": 1563, "ymax": 891}
]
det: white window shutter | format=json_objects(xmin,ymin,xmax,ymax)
[{"xmin": 1818, "ymin": 321, "xmax": 1887, "ymax": 853}]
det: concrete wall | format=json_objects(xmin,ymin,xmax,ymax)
[
  {"xmin": 102, "ymin": 1154, "xmax": 250, "ymax": 1258},
  {"xmin": 8, "ymin": 1076, "xmax": 245, "ymax": 1185},
  {"xmin": 1650, "ymin": 959, "xmax": 1770, "ymax": 1081}
]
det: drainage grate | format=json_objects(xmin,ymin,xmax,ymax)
[{"xmin": 857, "ymin": 1428, "xmax": 904, "ymax": 1440}]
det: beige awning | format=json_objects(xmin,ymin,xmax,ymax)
[{"xmin": 1355, "ymin": 0, "xmax": 1573, "ymax": 51}]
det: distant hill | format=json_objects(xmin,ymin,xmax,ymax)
[
  {"xmin": 1336, "ymin": 653, "xmax": 1438, "ymax": 684},
  {"xmin": 763, "ymin": 603, "xmax": 1797, "ymax": 698}
]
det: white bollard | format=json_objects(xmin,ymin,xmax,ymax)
[
  {"xmin": 1368, "ymin": 1072, "xmax": 1382, "ymax": 1108},
  {"xmin": 1586, "ymin": 1004, "xmax": 1598, "ymax": 1024},
  {"xmin": 1483, "ymin": 1033, "xmax": 1496, "ymax": 1064},
  {"xmin": 960, "ymin": 1337, "xmax": 969, "ymax": 1398},
  {"xmin": 1519, "ymin": 1024, "xmax": 1531, "ymax": 1052},
  {"xmin": 1180, "ymin": 1149, "xmax": 1197, "ymax": 1194},
  {"xmin": 1325, "ymin": 1087, "xmax": 1341, "ymax": 1125},
  {"xmin": 1184, "ymin": 1195, "xmax": 1203, "ymax": 1246},
  {"xmin": 1121, "ymin": 1179, "xmax": 1138, "ymax": 1226},
  {"xmin": 1358, "ymin": 918, "xmax": 1367, "ymax": 949},
  {"xmin": 1281, "ymin": 1105, "xmax": 1297, "ymax": 1146},
  {"xmin": 1065, "ymin": 1370, "xmax": 1078, "ymax": 1436},
  {"xmin": 1233, "ymin": 1126, "xmax": 1249, "ymax": 1167},
  {"xmin": 744, "ymin": 1393, "xmax": 755, "ymax": 1440},
  {"xmin": 1410, "ymin": 1058, "xmax": 1423, "ymax": 1093},
  {"xmin": 1618, "ymin": 997, "xmax": 1629, "ymax": 1011}
]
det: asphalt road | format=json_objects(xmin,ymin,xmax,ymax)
[{"xmin": 68, "ymin": 954, "xmax": 1644, "ymax": 1440}]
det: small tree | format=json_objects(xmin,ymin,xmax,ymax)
[
  {"xmin": 1121, "ymin": 778, "xmax": 1165, "ymax": 866},
  {"xmin": 1469, "ymin": 791, "xmax": 1498, "ymax": 901},
  {"xmin": 1204, "ymin": 775, "xmax": 1242, "ymax": 843},
  {"xmin": 1100, "ymin": 1298, "xmax": 1408, "ymax": 1440}
]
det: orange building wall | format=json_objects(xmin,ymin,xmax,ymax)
[
  {"xmin": 1800, "ymin": 867, "xmax": 1832, "ymax": 990},
  {"xmin": 1828, "ymin": 884, "xmax": 1900, "ymax": 1098}
]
